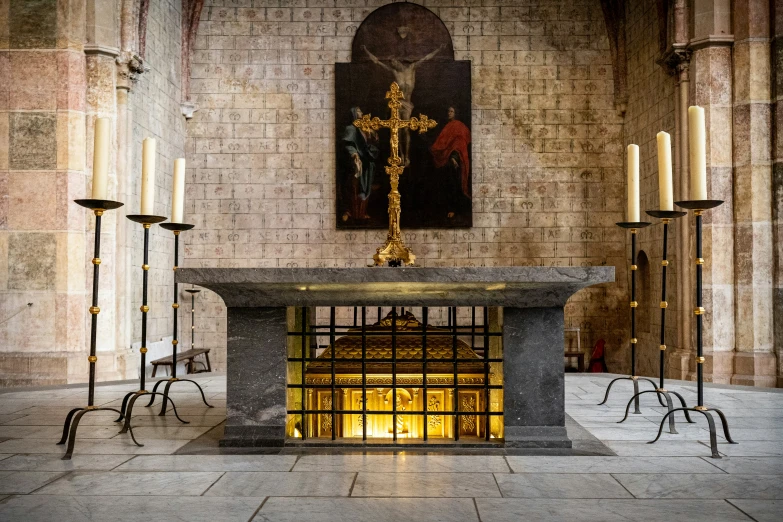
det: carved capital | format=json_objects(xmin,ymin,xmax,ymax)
[
  {"xmin": 116, "ymin": 52, "xmax": 148, "ymax": 91},
  {"xmin": 657, "ymin": 45, "xmax": 691, "ymax": 77},
  {"xmin": 180, "ymin": 101, "xmax": 199, "ymax": 119}
]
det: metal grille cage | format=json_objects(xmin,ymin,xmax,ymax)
[{"xmin": 286, "ymin": 306, "xmax": 504, "ymax": 443}]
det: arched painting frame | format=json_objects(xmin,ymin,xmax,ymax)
[{"xmin": 335, "ymin": 3, "xmax": 472, "ymax": 229}]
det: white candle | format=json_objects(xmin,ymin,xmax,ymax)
[
  {"xmin": 171, "ymin": 158, "xmax": 186, "ymax": 223},
  {"xmin": 140, "ymin": 138, "xmax": 156, "ymax": 215},
  {"xmin": 92, "ymin": 118, "xmax": 110, "ymax": 200},
  {"xmin": 627, "ymin": 144, "xmax": 640, "ymax": 222},
  {"xmin": 656, "ymin": 131, "xmax": 673, "ymax": 211},
  {"xmin": 688, "ymin": 106, "xmax": 708, "ymax": 200}
]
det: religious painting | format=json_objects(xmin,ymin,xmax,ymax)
[{"xmin": 335, "ymin": 3, "xmax": 472, "ymax": 229}]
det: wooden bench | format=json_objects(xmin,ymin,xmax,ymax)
[
  {"xmin": 564, "ymin": 326, "xmax": 584, "ymax": 372},
  {"xmin": 151, "ymin": 348, "xmax": 212, "ymax": 377}
]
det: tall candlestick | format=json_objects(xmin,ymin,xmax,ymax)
[
  {"xmin": 140, "ymin": 138, "xmax": 156, "ymax": 215},
  {"xmin": 656, "ymin": 131, "xmax": 674, "ymax": 211},
  {"xmin": 688, "ymin": 106, "xmax": 708, "ymax": 200},
  {"xmin": 627, "ymin": 144, "xmax": 640, "ymax": 222},
  {"xmin": 92, "ymin": 118, "xmax": 110, "ymax": 200},
  {"xmin": 171, "ymin": 158, "xmax": 186, "ymax": 223}
]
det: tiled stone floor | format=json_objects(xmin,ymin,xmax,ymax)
[{"xmin": 0, "ymin": 373, "xmax": 780, "ymax": 521}]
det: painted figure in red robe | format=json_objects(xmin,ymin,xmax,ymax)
[{"xmin": 430, "ymin": 107, "xmax": 471, "ymax": 218}]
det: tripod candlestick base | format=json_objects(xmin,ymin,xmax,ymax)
[
  {"xmin": 57, "ymin": 199, "xmax": 124, "ymax": 459},
  {"xmin": 145, "ymin": 223, "xmax": 213, "ymax": 416}
]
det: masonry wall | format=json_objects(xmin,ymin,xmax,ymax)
[
  {"xmin": 130, "ymin": 0, "xmax": 188, "ymax": 367},
  {"xmin": 184, "ymin": 0, "xmax": 629, "ymax": 373},
  {"xmin": 621, "ymin": 0, "xmax": 678, "ymax": 378},
  {"xmin": 0, "ymin": 0, "xmax": 90, "ymax": 385}
]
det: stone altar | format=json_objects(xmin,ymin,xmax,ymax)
[{"xmin": 177, "ymin": 267, "xmax": 614, "ymax": 448}]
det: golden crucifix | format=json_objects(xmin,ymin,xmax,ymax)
[{"xmin": 353, "ymin": 82, "xmax": 437, "ymax": 266}]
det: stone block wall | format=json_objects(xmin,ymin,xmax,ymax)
[
  {"xmin": 0, "ymin": 0, "xmax": 90, "ymax": 385},
  {"xmin": 621, "ymin": 0, "xmax": 677, "ymax": 378},
  {"xmin": 130, "ymin": 0, "xmax": 188, "ymax": 366},
  {"xmin": 184, "ymin": 0, "xmax": 628, "ymax": 373}
]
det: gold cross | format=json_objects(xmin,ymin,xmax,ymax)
[{"xmin": 353, "ymin": 82, "xmax": 437, "ymax": 266}]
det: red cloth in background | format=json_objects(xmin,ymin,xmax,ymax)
[{"xmin": 431, "ymin": 120, "xmax": 471, "ymax": 197}]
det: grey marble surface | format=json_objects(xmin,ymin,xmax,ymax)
[
  {"xmin": 0, "ymin": 373, "xmax": 779, "ymax": 522},
  {"xmin": 475, "ymin": 499, "xmax": 753, "ymax": 522},
  {"xmin": 33, "ymin": 471, "xmax": 224, "ymax": 496},
  {"xmin": 351, "ymin": 471, "xmax": 502, "ymax": 497},
  {"xmin": 177, "ymin": 267, "xmax": 614, "ymax": 307},
  {"xmin": 256, "ymin": 498, "xmax": 480, "ymax": 522},
  {"xmin": 205, "ymin": 471, "xmax": 356, "ymax": 497},
  {"xmin": 503, "ymin": 307, "xmax": 569, "ymax": 447},
  {"xmin": 0, "ymin": 495, "xmax": 265, "ymax": 522},
  {"xmin": 494, "ymin": 473, "xmax": 633, "ymax": 498},
  {"xmin": 222, "ymin": 307, "xmax": 288, "ymax": 447}
]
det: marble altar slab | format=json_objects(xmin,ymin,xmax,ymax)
[{"xmin": 177, "ymin": 267, "xmax": 614, "ymax": 307}]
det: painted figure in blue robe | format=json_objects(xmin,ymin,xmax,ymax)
[{"xmin": 342, "ymin": 107, "xmax": 379, "ymax": 222}]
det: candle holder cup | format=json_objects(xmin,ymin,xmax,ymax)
[
  {"xmin": 597, "ymin": 221, "xmax": 665, "ymax": 412},
  {"xmin": 646, "ymin": 200, "xmax": 737, "ymax": 458},
  {"xmin": 616, "ymin": 210, "xmax": 696, "ymax": 433},
  {"xmin": 115, "ymin": 214, "xmax": 189, "ymax": 446},
  {"xmin": 57, "ymin": 199, "xmax": 124, "ymax": 459},
  {"xmin": 144, "ymin": 223, "xmax": 213, "ymax": 414}
]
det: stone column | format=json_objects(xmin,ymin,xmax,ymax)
[
  {"xmin": 222, "ymin": 307, "xmax": 288, "ymax": 447},
  {"xmin": 84, "ymin": 0, "xmax": 123, "ymax": 381},
  {"xmin": 503, "ymin": 307, "xmax": 569, "ymax": 448},
  {"xmin": 668, "ymin": 0, "xmax": 694, "ymax": 380},
  {"xmin": 772, "ymin": 3, "xmax": 783, "ymax": 387},
  {"xmin": 688, "ymin": 0, "xmax": 735, "ymax": 383},
  {"xmin": 0, "ymin": 0, "xmax": 88, "ymax": 385},
  {"xmin": 731, "ymin": 1, "xmax": 776, "ymax": 386}
]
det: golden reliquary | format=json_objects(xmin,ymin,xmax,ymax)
[{"xmin": 304, "ymin": 311, "xmax": 493, "ymax": 439}]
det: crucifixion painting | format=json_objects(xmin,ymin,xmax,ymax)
[{"xmin": 335, "ymin": 3, "xmax": 472, "ymax": 230}]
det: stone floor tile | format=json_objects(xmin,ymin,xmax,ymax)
[
  {"xmin": 711, "ymin": 441, "xmax": 783, "ymax": 457},
  {"xmin": 162, "ymin": 407, "xmax": 227, "ymax": 416},
  {"xmin": 33, "ymin": 471, "xmax": 224, "ymax": 496},
  {"xmin": 587, "ymin": 426, "xmax": 717, "ymax": 441},
  {"xmin": 254, "ymin": 497, "xmax": 479, "ymax": 522},
  {"xmin": 475, "ymin": 499, "xmax": 753, "ymax": 522},
  {"xmin": 506, "ymin": 456, "xmax": 725, "ymax": 474},
  {"xmin": 706, "ymin": 457, "xmax": 783, "ymax": 475},
  {"xmin": 351, "ymin": 472, "xmax": 501, "ymax": 498},
  {"xmin": 719, "ymin": 429, "xmax": 783, "ymax": 441},
  {"xmin": 613, "ymin": 473, "xmax": 783, "ymax": 499},
  {"xmin": 0, "ymin": 414, "xmax": 27, "ymax": 424},
  {"xmin": 494, "ymin": 473, "xmax": 632, "ymax": 498},
  {"xmin": 206, "ymin": 471, "xmax": 354, "ymax": 497},
  {"xmin": 116, "ymin": 455, "xmax": 296, "ymax": 472},
  {"xmin": 0, "ymin": 437, "xmax": 189, "ymax": 455},
  {"xmin": 605, "ymin": 440, "xmax": 725, "ymax": 457},
  {"xmin": 117, "ymin": 426, "xmax": 214, "ymax": 440},
  {"xmin": 0, "ymin": 495, "xmax": 264, "ymax": 522},
  {"xmin": 0, "ymin": 424, "xmax": 119, "ymax": 439},
  {"xmin": 0, "ymin": 470, "xmax": 67, "ymax": 494},
  {"xmin": 0, "ymin": 454, "xmax": 133, "ymax": 471},
  {"xmin": 726, "ymin": 499, "xmax": 783, "ymax": 522},
  {"xmin": 293, "ymin": 454, "xmax": 511, "ymax": 473}
]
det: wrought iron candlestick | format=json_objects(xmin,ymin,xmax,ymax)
[
  {"xmin": 185, "ymin": 288, "xmax": 201, "ymax": 353},
  {"xmin": 145, "ymin": 223, "xmax": 212, "ymax": 414},
  {"xmin": 618, "ymin": 210, "xmax": 695, "ymax": 433},
  {"xmin": 353, "ymin": 82, "xmax": 437, "ymax": 266},
  {"xmin": 598, "ymin": 221, "xmax": 664, "ymax": 412},
  {"xmin": 115, "ymin": 214, "xmax": 188, "ymax": 446},
  {"xmin": 57, "ymin": 199, "xmax": 124, "ymax": 460},
  {"xmin": 649, "ymin": 200, "xmax": 736, "ymax": 458}
]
